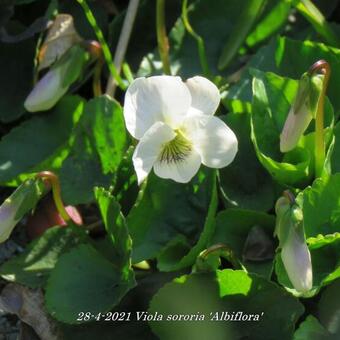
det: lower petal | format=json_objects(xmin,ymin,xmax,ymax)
[
  {"xmin": 182, "ymin": 114, "xmax": 238, "ymax": 168},
  {"xmin": 153, "ymin": 149, "xmax": 201, "ymax": 183},
  {"xmin": 133, "ymin": 122, "xmax": 175, "ymax": 185}
]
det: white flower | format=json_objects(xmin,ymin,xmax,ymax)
[
  {"xmin": 0, "ymin": 196, "xmax": 24, "ymax": 243},
  {"xmin": 124, "ymin": 75, "xmax": 238, "ymax": 184}
]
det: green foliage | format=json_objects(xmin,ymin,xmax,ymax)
[
  {"xmin": 45, "ymin": 189, "xmax": 135, "ymax": 324},
  {"xmin": 218, "ymin": 113, "xmax": 275, "ymax": 211},
  {"xmin": 0, "ymin": 96, "xmax": 84, "ymax": 184},
  {"xmin": 0, "ymin": 35, "xmax": 35, "ymax": 122},
  {"xmin": 210, "ymin": 209, "xmax": 276, "ymax": 278},
  {"xmin": 127, "ymin": 169, "xmax": 215, "ymax": 264},
  {"xmin": 293, "ymin": 315, "xmax": 331, "ymax": 340},
  {"xmin": 2, "ymin": 0, "xmax": 340, "ymax": 338},
  {"xmin": 59, "ymin": 95, "xmax": 127, "ymax": 204},
  {"xmin": 0, "ymin": 226, "xmax": 88, "ymax": 288},
  {"xmin": 45, "ymin": 244, "xmax": 134, "ymax": 324},
  {"xmin": 149, "ymin": 270, "xmax": 304, "ymax": 340},
  {"xmin": 302, "ymin": 174, "xmax": 340, "ymax": 237}
]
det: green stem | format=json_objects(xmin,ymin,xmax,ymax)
[
  {"xmin": 308, "ymin": 60, "xmax": 331, "ymax": 178},
  {"xmin": 106, "ymin": 0, "xmax": 139, "ymax": 96},
  {"xmin": 295, "ymin": 0, "xmax": 340, "ymax": 47},
  {"xmin": 76, "ymin": 0, "xmax": 126, "ymax": 90},
  {"xmin": 36, "ymin": 171, "xmax": 70, "ymax": 222},
  {"xmin": 218, "ymin": 0, "xmax": 266, "ymax": 70},
  {"xmin": 182, "ymin": 0, "xmax": 210, "ymax": 77},
  {"xmin": 156, "ymin": 0, "xmax": 171, "ymax": 75}
]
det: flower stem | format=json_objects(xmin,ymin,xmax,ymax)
[
  {"xmin": 93, "ymin": 59, "xmax": 103, "ymax": 96},
  {"xmin": 308, "ymin": 60, "xmax": 331, "ymax": 178},
  {"xmin": 156, "ymin": 0, "xmax": 171, "ymax": 75},
  {"xmin": 36, "ymin": 171, "xmax": 70, "ymax": 222},
  {"xmin": 76, "ymin": 0, "xmax": 126, "ymax": 90},
  {"xmin": 182, "ymin": 0, "xmax": 210, "ymax": 77},
  {"xmin": 105, "ymin": 0, "xmax": 139, "ymax": 97}
]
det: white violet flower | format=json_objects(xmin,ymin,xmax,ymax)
[{"xmin": 123, "ymin": 75, "xmax": 238, "ymax": 184}]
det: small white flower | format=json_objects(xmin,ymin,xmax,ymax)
[
  {"xmin": 0, "ymin": 196, "xmax": 24, "ymax": 243},
  {"xmin": 124, "ymin": 75, "xmax": 238, "ymax": 184}
]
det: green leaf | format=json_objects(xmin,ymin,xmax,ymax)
[
  {"xmin": 218, "ymin": 113, "xmax": 275, "ymax": 211},
  {"xmin": 149, "ymin": 270, "xmax": 304, "ymax": 340},
  {"xmin": 218, "ymin": 0, "xmax": 266, "ymax": 70},
  {"xmin": 0, "ymin": 96, "xmax": 84, "ymax": 184},
  {"xmin": 60, "ymin": 95, "xmax": 127, "ymax": 204},
  {"xmin": 127, "ymin": 169, "xmax": 215, "ymax": 264},
  {"xmin": 94, "ymin": 187, "xmax": 134, "ymax": 280},
  {"xmin": 157, "ymin": 172, "xmax": 217, "ymax": 271},
  {"xmin": 302, "ymin": 174, "xmax": 340, "ymax": 237},
  {"xmin": 307, "ymin": 233, "xmax": 340, "ymax": 250},
  {"xmin": 227, "ymin": 36, "xmax": 340, "ymax": 113},
  {"xmin": 138, "ymin": 0, "xmax": 249, "ymax": 77},
  {"xmin": 331, "ymin": 122, "xmax": 340, "ymax": 173},
  {"xmin": 45, "ymin": 244, "xmax": 135, "ymax": 324},
  {"xmin": 275, "ymin": 239, "xmax": 340, "ymax": 297},
  {"xmin": 245, "ymin": 0, "xmax": 291, "ymax": 48},
  {"xmin": 0, "ymin": 226, "xmax": 88, "ymax": 288},
  {"xmin": 318, "ymin": 279, "xmax": 340, "ymax": 337},
  {"xmin": 251, "ymin": 70, "xmax": 311, "ymax": 186},
  {"xmin": 209, "ymin": 209, "xmax": 276, "ymax": 278},
  {"xmin": 293, "ymin": 315, "xmax": 331, "ymax": 340},
  {"xmin": 0, "ymin": 38, "xmax": 35, "ymax": 122}
]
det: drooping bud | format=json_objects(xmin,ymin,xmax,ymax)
[
  {"xmin": 0, "ymin": 179, "xmax": 45, "ymax": 243},
  {"xmin": 24, "ymin": 44, "xmax": 90, "ymax": 112},
  {"xmin": 274, "ymin": 193, "xmax": 313, "ymax": 293},
  {"xmin": 280, "ymin": 72, "xmax": 324, "ymax": 153}
]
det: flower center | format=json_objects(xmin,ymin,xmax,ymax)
[{"xmin": 159, "ymin": 131, "xmax": 192, "ymax": 164}]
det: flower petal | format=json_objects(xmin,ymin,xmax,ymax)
[
  {"xmin": 133, "ymin": 122, "xmax": 176, "ymax": 185},
  {"xmin": 124, "ymin": 76, "xmax": 192, "ymax": 139},
  {"xmin": 153, "ymin": 149, "xmax": 201, "ymax": 183},
  {"xmin": 186, "ymin": 76, "xmax": 220, "ymax": 116},
  {"xmin": 182, "ymin": 114, "xmax": 238, "ymax": 168}
]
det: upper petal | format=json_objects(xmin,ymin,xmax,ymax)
[
  {"xmin": 132, "ymin": 122, "xmax": 176, "ymax": 185},
  {"xmin": 185, "ymin": 76, "xmax": 220, "ymax": 116},
  {"xmin": 124, "ymin": 76, "xmax": 192, "ymax": 139},
  {"xmin": 182, "ymin": 114, "xmax": 238, "ymax": 168},
  {"xmin": 153, "ymin": 148, "xmax": 201, "ymax": 183}
]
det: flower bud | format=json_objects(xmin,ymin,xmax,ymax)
[
  {"xmin": 25, "ymin": 45, "xmax": 89, "ymax": 112},
  {"xmin": 275, "ymin": 194, "xmax": 313, "ymax": 292},
  {"xmin": 0, "ymin": 196, "xmax": 24, "ymax": 243},
  {"xmin": 281, "ymin": 226, "xmax": 313, "ymax": 292},
  {"xmin": 0, "ymin": 179, "xmax": 44, "ymax": 243},
  {"xmin": 24, "ymin": 66, "xmax": 68, "ymax": 112},
  {"xmin": 280, "ymin": 72, "xmax": 324, "ymax": 153}
]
